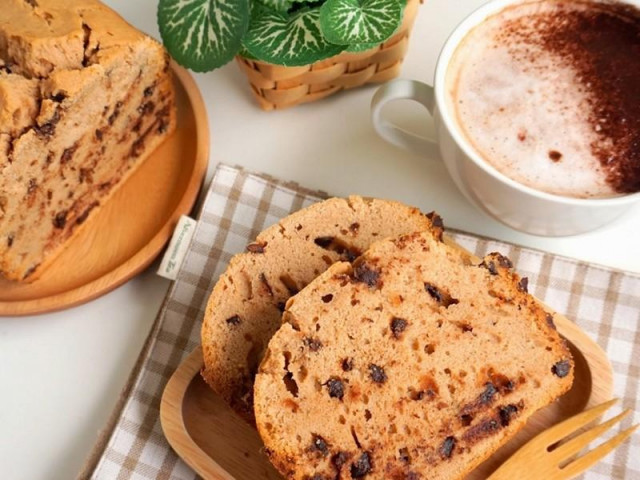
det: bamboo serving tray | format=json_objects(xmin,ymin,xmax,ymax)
[
  {"xmin": 0, "ymin": 63, "xmax": 209, "ymax": 316},
  {"xmin": 161, "ymin": 310, "xmax": 613, "ymax": 479}
]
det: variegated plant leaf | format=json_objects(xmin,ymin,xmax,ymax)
[
  {"xmin": 256, "ymin": 0, "xmax": 293, "ymax": 12},
  {"xmin": 243, "ymin": 1, "xmax": 268, "ymax": 60},
  {"xmin": 243, "ymin": 7, "xmax": 345, "ymax": 66},
  {"xmin": 346, "ymin": 41, "xmax": 378, "ymax": 52},
  {"xmin": 158, "ymin": 0, "xmax": 249, "ymax": 72},
  {"xmin": 320, "ymin": 0, "xmax": 404, "ymax": 45},
  {"xmin": 238, "ymin": 45, "xmax": 258, "ymax": 59}
]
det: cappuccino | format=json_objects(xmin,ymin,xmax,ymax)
[{"xmin": 446, "ymin": 0, "xmax": 640, "ymax": 198}]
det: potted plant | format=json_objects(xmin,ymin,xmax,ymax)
[{"xmin": 158, "ymin": 0, "xmax": 421, "ymax": 109}]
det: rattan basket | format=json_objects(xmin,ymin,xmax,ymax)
[{"xmin": 236, "ymin": 0, "xmax": 422, "ymax": 110}]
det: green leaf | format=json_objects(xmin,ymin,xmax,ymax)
[
  {"xmin": 239, "ymin": 1, "xmax": 275, "ymax": 59},
  {"xmin": 158, "ymin": 0, "xmax": 249, "ymax": 72},
  {"xmin": 320, "ymin": 0, "xmax": 403, "ymax": 45},
  {"xmin": 238, "ymin": 45, "xmax": 258, "ymax": 59},
  {"xmin": 243, "ymin": 7, "xmax": 345, "ymax": 66},
  {"xmin": 256, "ymin": 0, "xmax": 293, "ymax": 12},
  {"xmin": 250, "ymin": 1, "xmax": 270, "ymax": 18},
  {"xmin": 346, "ymin": 41, "xmax": 379, "ymax": 52}
]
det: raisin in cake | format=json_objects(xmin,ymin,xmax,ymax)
[
  {"xmin": 0, "ymin": 0, "xmax": 176, "ymax": 281},
  {"xmin": 254, "ymin": 230, "xmax": 574, "ymax": 480},
  {"xmin": 201, "ymin": 196, "xmax": 442, "ymax": 423}
]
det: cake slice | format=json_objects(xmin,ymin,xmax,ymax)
[
  {"xmin": 0, "ymin": 0, "xmax": 176, "ymax": 281},
  {"xmin": 201, "ymin": 196, "xmax": 442, "ymax": 423},
  {"xmin": 254, "ymin": 229, "xmax": 574, "ymax": 480}
]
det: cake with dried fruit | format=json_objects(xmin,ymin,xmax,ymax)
[
  {"xmin": 0, "ymin": 0, "xmax": 176, "ymax": 281},
  {"xmin": 254, "ymin": 229, "xmax": 573, "ymax": 480},
  {"xmin": 201, "ymin": 196, "xmax": 442, "ymax": 423}
]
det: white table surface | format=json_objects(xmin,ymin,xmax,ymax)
[{"xmin": 1, "ymin": 1, "xmax": 639, "ymax": 479}]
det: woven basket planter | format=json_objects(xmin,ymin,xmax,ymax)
[{"xmin": 236, "ymin": 0, "xmax": 422, "ymax": 110}]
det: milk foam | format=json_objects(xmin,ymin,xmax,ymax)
[{"xmin": 446, "ymin": 1, "xmax": 619, "ymax": 199}]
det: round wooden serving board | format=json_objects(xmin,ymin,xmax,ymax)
[
  {"xmin": 0, "ymin": 64, "xmax": 209, "ymax": 316},
  {"xmin": 160, "ymin": 311, "xmax": 613, "ymax": 480}
]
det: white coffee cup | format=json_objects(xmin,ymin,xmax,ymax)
[{"xmin": 371, "ymin": 0, "xmax": 640, "ymax": 237}]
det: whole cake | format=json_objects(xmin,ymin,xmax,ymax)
[
  {"xmin": 0, "ymin": 0, "xmax": 176, "ymax": 281},
  {"xmin": 201, "ymin": 196, "xmax": 442, "ymax": 423},
  {"xmin": 254, "ymin": 230, "xmax": 573, "ymax": 479}
]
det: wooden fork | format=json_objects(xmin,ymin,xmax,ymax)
[{"xmin": 489, "ymin": 399, "xmax": 638, "ymax": 479}]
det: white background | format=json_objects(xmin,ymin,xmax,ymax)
[{"xmin": 1, "ymin": 1, "xmax": 639, "ymax": 479}]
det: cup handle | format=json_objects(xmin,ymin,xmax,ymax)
[{"xmin": 371, "ymin": 79, "xmax": 440, "ymax": 160}]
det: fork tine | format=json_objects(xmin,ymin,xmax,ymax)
[
  {"xmin": 559, "ymin": 424, "xmax": 639, "ymax": 479},
  {"xmin": 536, "ymin": 399, "xmax": 618, "ymax": 446},
  {"xmin": 550, "ymin": 409, "xmax": 631, "ymax": 462}
]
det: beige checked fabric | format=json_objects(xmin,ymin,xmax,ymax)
[{"xmin": 87, "ymin": 163, "xmax": 640, "ymax": 480}]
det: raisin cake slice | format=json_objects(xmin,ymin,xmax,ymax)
[
  {"xmin": 254, "ymin": 229, "xmax": 574, "ymax": 480},
  {"xmin": 0, "ymin": 0, "xmax": 176, "ymax": 281},
  {"xmin": 201, "ymin": 196, "xmax": 442, "ymax": 423}
]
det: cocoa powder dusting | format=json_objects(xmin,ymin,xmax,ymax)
[{"xmin": 507, "ymin": 1, "xmax": 640, "ymax": 193}]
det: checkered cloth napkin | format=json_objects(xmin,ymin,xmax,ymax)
[{"xmin": 84, "ymin": 163, "xmax": 640, "ymax": 480}]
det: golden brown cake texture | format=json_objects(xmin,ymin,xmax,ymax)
[
  {"xmin": 201, "ymin": 196, "xmax": 441, "ymax": 423},
  {"xmin": 0, "ymin": 0, "xmax": 176, "ymax": 281},
  {"xmin": 254, "ymin": 230, "xmax": 574, "ymax": 480}
]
